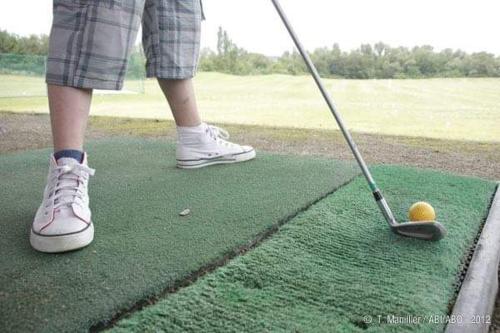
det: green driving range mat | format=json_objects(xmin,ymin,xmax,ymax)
[
  {"xmin": 0, "ymin": 138, "xmax": 359, "ymax": 333},
  {"xmin": 110, "ymin": 167, "xmax": 496, "ymax": 333}
]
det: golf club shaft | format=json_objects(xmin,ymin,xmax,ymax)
[{"xmin": 271, "ymin": 0, "xmax": 396, "ymax": 224}]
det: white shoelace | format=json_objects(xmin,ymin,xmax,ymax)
[
  {"xmin": 46, "ymin": 163, "xmax": 95, "ymax": 211},
  {"xmin": 206, "ymin": 125, "xmax": 236, "ymax": 147},
  {"xmin": 207, "ymin": 125, "xmax": 230, "ymax": 140}
]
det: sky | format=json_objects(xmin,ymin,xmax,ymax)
[{"xmin": 1, "ymin": 0, "xmax": 500, "ymax": 56}]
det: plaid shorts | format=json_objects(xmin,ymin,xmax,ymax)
[{"xmin": 46, "ymin": 0, "xmax": 203, "ymax": 90}]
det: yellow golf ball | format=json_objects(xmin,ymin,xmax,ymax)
[{"xmin": 408, "ymin": 202, "xmax": 436, "ymax": 222}]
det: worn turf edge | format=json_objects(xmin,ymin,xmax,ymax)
[
  {"xmin": 90, "ymin": 175, "xmax": 360, "ymax": 331},
  {"xmin": 446, "ymin": 184, "xmax": 499, "ymax": 314},
  {"xmin": 446, "ymin": 184, "xmax": 500, "ymax": 333}
]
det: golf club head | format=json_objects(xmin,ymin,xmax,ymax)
[{"xmin": 391, "ymin": 221, "xmax": 447, "ymax": 241}]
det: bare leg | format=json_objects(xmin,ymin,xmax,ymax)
[
  {"xmin": 157, "ymin": 78, "xmax": 201, "ymax": 127},
  {"xmin": 48, "ymin": 84, "xmax": 92, "ymax": 152}
]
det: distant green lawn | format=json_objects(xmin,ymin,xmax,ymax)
[{"xmin": 1, "ymin": 73, "xmax": 499, "ymax": 142}]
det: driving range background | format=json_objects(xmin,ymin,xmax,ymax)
[
  {"xmin": 1, "ymin": 59, "xmax": 500, "ymax": 331},
  {"xmin": 1, "ymin": 23, "xmax": 500, "ymax": 333},
  {"xmin": 1, "ymin": 73, "xmax": 499, "ymax": 143}
]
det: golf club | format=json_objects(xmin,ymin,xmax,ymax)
[{"xmin": 271, "ymin": 0, "xmax": 447, "ymax": 241}]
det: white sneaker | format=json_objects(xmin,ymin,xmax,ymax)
[
  {"xmin": 30, "ymin": 154, "xmax": 95, "ymax": 253},
  {"xmin": 176, "ymin": 123, "xmax": 256, "ymax": 169}
]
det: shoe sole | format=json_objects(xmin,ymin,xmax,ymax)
[
  {"xmin": 177, "ymin": 149, "xmax": 256, "ymax": 169},
  {"xmin": 30, "ymin": 223, "xmax": 94, "ymax": 253}
]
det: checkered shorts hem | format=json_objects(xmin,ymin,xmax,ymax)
[
  {"xmin": 46, "ymin": 75, "xmax": 124, "ymax": 91},
  {"xmin": 146, "ymin": 65, "xmax": 197, "ymax": 80}
]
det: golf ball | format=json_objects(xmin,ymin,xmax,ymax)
[{"xmin": 408, "ymin": 202, "xmax": 436, "ymax": 222}]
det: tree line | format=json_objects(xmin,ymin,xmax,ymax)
[
  {"xmin": 199, "ymin": 28, "xmax": 500, "ymax": 79},
  {"xmin": 0, "ymin": 30, "xmax": 49, "ymax": 55},
  {"xmin": 1, "ymin": 28, "xmax": 500, "ymax": 79}
]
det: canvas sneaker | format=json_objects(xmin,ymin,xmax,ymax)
[
  {"xmin": 176, "ymin": 124, "xmax": 256, "ymax": 169},
  {"xmin": 30, "ymin": 154, "xmax": 95, "ymax": 253}
]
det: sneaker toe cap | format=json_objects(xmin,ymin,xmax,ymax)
[
  {"xmin": 34, "ymin": 217, "xmax": 90, "ymax": 236},
  {"xmin": 242, "ymin": 145, "xmax": 255, "ymax": 153}
]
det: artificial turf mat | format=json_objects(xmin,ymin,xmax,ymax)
[
  {"xmin": 0, "ymin": 137, "xmax": 359, "ymax": 333},
  {"xmin": 110, "ymin": 166, "xmax": 497, "ymax": 333}
]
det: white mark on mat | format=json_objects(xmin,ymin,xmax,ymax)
[{"xmin": 179, "ymin": 209, "xmax": 191, "ymax": 217}]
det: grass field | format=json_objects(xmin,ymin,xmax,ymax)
[
  {"xmin": 0, "ymin": 73, "xmax": 498, "ymax": 142},
  {"xmin": 0, "ymin": 75, "xmax": 144, "ymax": 98},
  {"xmin": 2, "ymin": 68, "xmax": 499, "ymax": 332}
]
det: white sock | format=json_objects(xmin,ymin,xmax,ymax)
[{"xmin": 177, "ymin": 123, "xmax": 207, "ymax": 146}]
